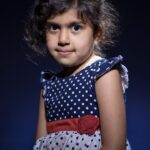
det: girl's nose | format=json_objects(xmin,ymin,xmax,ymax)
[{"xmin": 58, "ymin": 29, "xmax": 70, "ymax": 46}]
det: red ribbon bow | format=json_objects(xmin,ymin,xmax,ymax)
[{"xmin": 78, "ymin": 115, "xmax": 100, "ymax": 135}]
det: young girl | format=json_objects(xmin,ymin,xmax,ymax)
[{"xmin": 25, "ymin": 0, "xmax": 131, "ymax": 149}]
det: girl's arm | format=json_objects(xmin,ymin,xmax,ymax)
[
  {"xmin": 35, "ymin": 90, "xmax": 47, "ymax": 140},
  {"xmin": 95, "ymin": 69, "xmax": 126, "ymax": 150}
]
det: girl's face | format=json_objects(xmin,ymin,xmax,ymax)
[{"xmin": 46, "ymin": 8, "xmax": 95, "ymax": 67}]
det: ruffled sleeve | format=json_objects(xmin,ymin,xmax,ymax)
[
  {"xmin": 40, "ymin": 71, "xmax": 54, "ymax": 97},
  {"xmin": 94, "ymin": 55, "xmax": 129, "ymax": 93}
]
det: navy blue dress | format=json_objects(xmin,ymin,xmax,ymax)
[{"xmin": 33, "ymin": 55, "xmax": 131, "ymax": 150}]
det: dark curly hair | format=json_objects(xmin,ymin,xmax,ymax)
[{"xmin": 25, "ymin": 0, "xmax": 119, "ymax": 56}]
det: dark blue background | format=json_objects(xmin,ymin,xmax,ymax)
[{"xmin": 0, "ymin": 0, "xmax": 150, "ymax": 149}]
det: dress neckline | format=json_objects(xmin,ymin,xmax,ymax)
[{"xmin": 56, "ymin": 56, "xmax": 104, "ymax": 79}]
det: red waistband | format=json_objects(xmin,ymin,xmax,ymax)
[{"xmin": 47, "ymin": 115, "xmax": 100, "ymax": 135}]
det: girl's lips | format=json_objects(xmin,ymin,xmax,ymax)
[{"xmin": 56, "ymin": 49, "xmax": 74, "ymax": 56}]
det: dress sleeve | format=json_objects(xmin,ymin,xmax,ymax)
[
  {"xmin": 94, "ymin": 55, "xmax": 129, "ymax": 93},
  {"xmin": 40, "ymin": 71, "xmax": 54, "ymax": 97}
]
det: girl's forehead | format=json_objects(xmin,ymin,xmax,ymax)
[{"xmin": 47, "ymin": 8, "xmax": 83, "ymax": 23}]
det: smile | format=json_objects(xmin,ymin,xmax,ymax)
[{"xmin": 56, "ymin": 49, "xmax": 74, "ymax": 56}]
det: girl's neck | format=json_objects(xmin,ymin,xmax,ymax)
[{"xmin": 59, "ymin": 54, "xmax": 102, "ymax": 77}]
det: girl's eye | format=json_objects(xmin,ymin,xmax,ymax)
[
  {"xmin": 72, "ymin": 24, "xmax": 82, "ymax": 32},
  {"xmin": 45, "ymin": 24, "xmax": 59, "ymax": 32},
  {"xmin": 50, "ymin": 24, "xmax": 59, "ymax": 31}
]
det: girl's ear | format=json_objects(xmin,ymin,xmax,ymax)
[{"xmin": 94, "ymin": 30, "xmax": 102, "ymax": 44}]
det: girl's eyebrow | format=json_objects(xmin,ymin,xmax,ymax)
[
  {"xmin": 46, "ymin": 21, "xmax": 85, "ymax": 27},
  {"xmin": 46, "ymin": 22, "xmax": 60, "ymax": 27},
  {"xmin": 69, "ymin": 21, "xmax": 85, "ymax": 26}
]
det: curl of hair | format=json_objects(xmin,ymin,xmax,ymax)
[{"xmin": 25, "ymin": 0, "xmax": 119, "ymax": 56}]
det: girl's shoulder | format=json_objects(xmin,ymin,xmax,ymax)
[
  {"xmin": 84, "ymin": 54, "xmax": 125, "ymax": 71},
  {"xmin": 86, "ymin": 54, "xmax": 124, "ymax": 74},
  {"xmin": 88, "ymin": 55, "xmax": 129, "ymax": 93}
]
